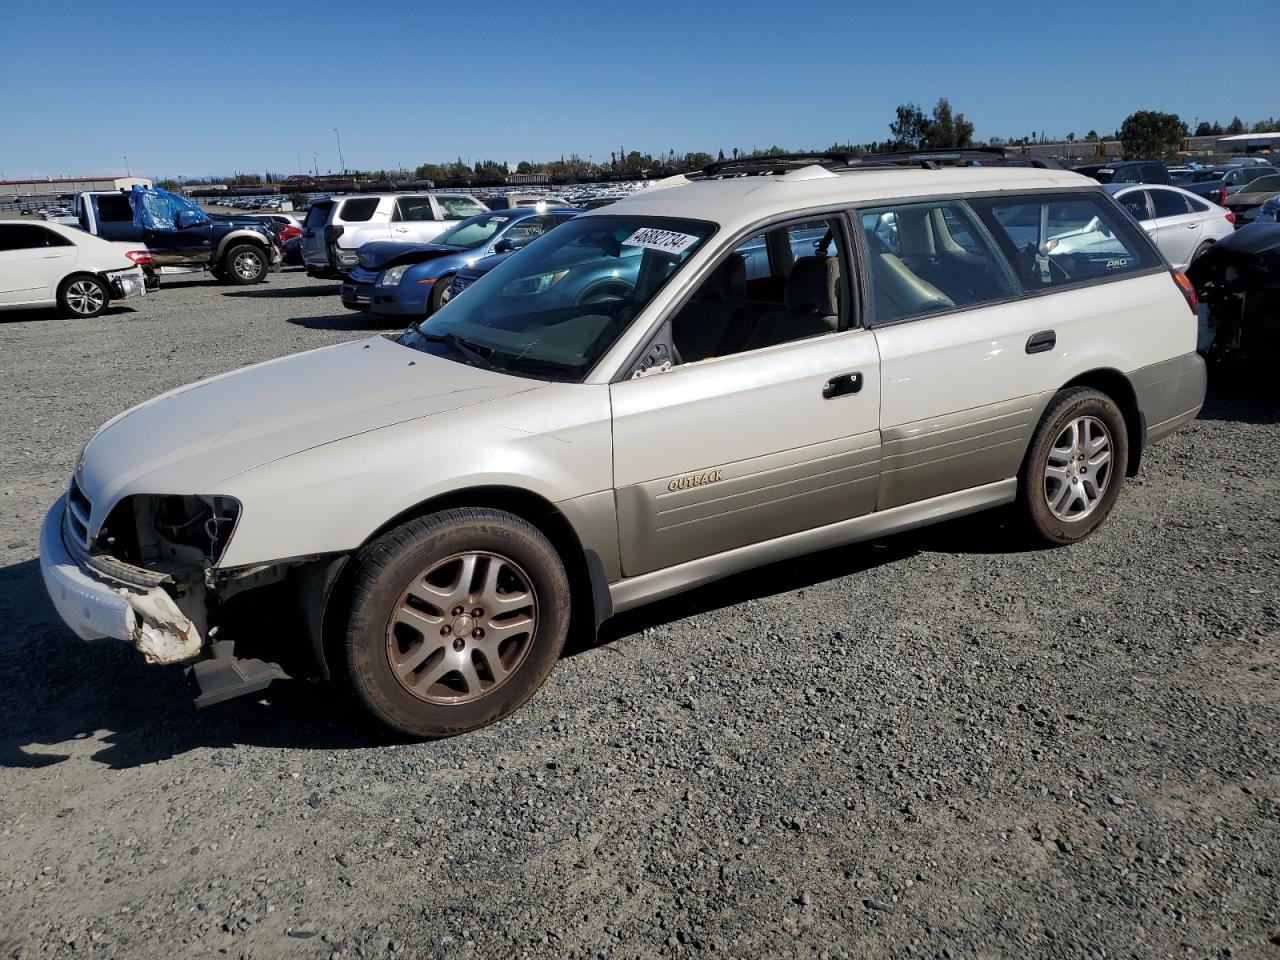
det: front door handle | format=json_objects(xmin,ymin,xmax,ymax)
[
  {"xmin": 823, "ymin": 372, "xmax": 862, "ymax": 399},
  {"xmin": 1026, "ymin": 330, "xmax": 1056, "ymax": 354}
]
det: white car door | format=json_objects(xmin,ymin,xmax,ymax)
[
  {"xmin": 1147, "ymin": 188, "xmax": 1203, "ymax": 270},
  {"xmin": 611, "ymin": 216, "xmax": 881, "ymax": 577},
  {"xmin": 0, "ymin": 224, "xmax": 77, "ymax": 306},
  {"xmin": 390, "ymin": 196, "xmax": 438, "ymax": 242}
]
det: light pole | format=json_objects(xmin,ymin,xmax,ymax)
[
  {"xmin": 124, "ymin": 155, "xmax": 130, "ymax": 176},
  {"xmin": 313, "ymin": 152, "xmax": 319, "ymax": 177},
  {"xmin": 333, "ymin": 128, "xmax": 345, "ymax": 175}
]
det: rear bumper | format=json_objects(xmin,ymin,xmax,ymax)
[
  {"xmin": 108, "ymin": 271, "xmax": 147, "ymax": 302},
  {"xmin": 1132, "ymin": 352, "xmax": 1206, "ymax": 447}
]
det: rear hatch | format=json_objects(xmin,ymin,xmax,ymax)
[{"xmin": 301, "ymin": 200, "xmax": 335, "ymax": 267}]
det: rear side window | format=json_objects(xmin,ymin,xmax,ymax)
[
  {"xmin": 1150, "ymin": 189, "xmax": 1191, "ymax": 218},
  {"xmin": 338, "ymin": 197, "xmax": 379, "ymax": 222},
  {"xmin": 858, "ymin": 201, "xmax": 1018, "ymax": 325},
  {"xmin": 438, "ymin": 196, "xmax": 487, "ymax": 219},
  {"xmin": 0, "ymin": 224, "xmax": 68, "ymax": 250},
  {"xmin": 971, "ymin": 192, "xmax": 1162, "ymax": 291},
  {"xmin": 393, "ymin": 197, "xmax": 436, "ymax": 221},
  {"xmin": 96, "ymin": 195, "xmax": 133, "ymax": 222}
]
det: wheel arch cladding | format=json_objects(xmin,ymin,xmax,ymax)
[
  {"xmin": 1061, "ymin": 368, "xmax": 1143, "ymax": 476},
  {"xmin": 312, "ymin": 485, "xmax": 605, "ymax": 681}
]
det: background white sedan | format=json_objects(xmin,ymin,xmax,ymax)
[
  {"xmin": 0, "ymin": 221, "xmax": 150, "ymax": 318},
  {"xmin": 1105, "ymin": 183, "xmax": 1236, "ymax": 270}
]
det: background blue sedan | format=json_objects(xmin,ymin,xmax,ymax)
[{"xmin": 342, "ymin": 206, "xmax": 580, "ymax": 319}]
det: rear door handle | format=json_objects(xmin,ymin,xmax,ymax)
[
  {"xmin": 823, "ymin": 372, "xmax": 862, "ymax": 399},
  {"xmin": 1026, "ymin": 330, "xmax": 1056, "ymax": 354}
]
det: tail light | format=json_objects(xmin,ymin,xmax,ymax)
[
  {"xmin": 1171, "ymin": 270, "xmax": 1198, "ymax": 316},
  {"xmin": 1225, "ymin": 212, "xmax": 1236, "ymax": 225},
  {"xmin": 278, "ymin": 225, "xmax": 301, "ymax": 242},
  {"xmin": 1218, "ymin": 186, "xmax": 1228, "ymax": 205},
  {"xmin": 124, "ymin": 250, "xmax": 153, "ymax": 265},
  {"xmin": 324, "ymin": 224, "xmax": 344, "ymax": 243}
]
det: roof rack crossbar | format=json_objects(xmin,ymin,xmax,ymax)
[{"xmin": 696, "ymin": 146, "xmax": 1058, "ymax": 178}]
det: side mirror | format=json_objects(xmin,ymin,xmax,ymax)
[{"xmin": 493, "ymin": 238, "xmax": 517, "ymax": 253}]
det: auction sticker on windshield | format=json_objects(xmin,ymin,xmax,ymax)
[{"xmin": 623, "ymin": 228, "xmax": 700, "ymax": 255}]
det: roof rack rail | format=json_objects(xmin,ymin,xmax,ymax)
[{"xmin": 696, "ymin": 146, "xmax": 1060, "ymax": 178}]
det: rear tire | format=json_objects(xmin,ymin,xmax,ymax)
[
  {"xmin": 1188, "ymin": 241, "xmax": 1213, "ymax": 266},
  {"xmin": 221, "ymin": 244, "xmax": 269, "ymax": 284},
  {"xmin": 343, "ymin": 508, "xmax": 570, "ymax": 738},
  {"xmin": 1019, "ymin": 387, "xmax": 1128, "ymax": 546},
  {"xmin": 57, "ymin": 274, "xmax": 109, "ymax": 318}
]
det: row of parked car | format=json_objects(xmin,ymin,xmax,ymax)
[
  {"xmin": 296, "ymin": 172, "xmax": 1257, "ymax": 327},
  {"xmin": 1073, "ymin": 156, "xmax": 1280, "ymax": 226}
]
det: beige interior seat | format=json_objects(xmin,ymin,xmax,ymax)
[
  {"xmin": 743, "ymin": 256, "xmax": 840, "ymax": 351},
  {"xmin": 864, "ymin": 231, "xmax": 955, "ymax": 321}
]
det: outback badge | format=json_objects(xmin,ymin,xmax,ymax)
[{"xmin": 667, "ymin": 469, "xmax": 725, "ymax": 492}]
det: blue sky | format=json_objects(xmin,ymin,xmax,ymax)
[{"xmin": 1, "ymin": 0, "xmax": 1274, "ymax": 180}]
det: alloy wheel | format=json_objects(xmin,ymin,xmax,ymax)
[
  {"xmin": 1044, "ymin": 415, "xmax": 1112, "ymax": 522},
  {"xmin": 385, "ymin": 551, "xmax": 538, "ymax": 704},
  {"xmin": 233, "ymin": 251, "xmax": 263, "ymax": 280},
  {"xmin": 66, "ymin": 280, "xmax": 105, "ymax": 316}
]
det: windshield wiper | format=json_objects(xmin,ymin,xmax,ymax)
[{"xmin": 415, "ymin": 331, "xmax": 500, "ymax": 372}]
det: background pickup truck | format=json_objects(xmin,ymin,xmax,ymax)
[
  {"xmin": 74, "ymin": 189, "xmax": 280, "ymax": 284},
  {"xmin": 301, "ymin": 192, "xmax": 489, "ymax": 278}
]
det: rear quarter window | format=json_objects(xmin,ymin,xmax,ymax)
[
  {"xmin": 337, "ymin": 198, "xmax": 379, "ymax": 222},
  {"xmin": 970, "ymin": 192, "xmax": 1162, "ymax": 291}
]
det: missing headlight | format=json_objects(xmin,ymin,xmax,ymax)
[{"xmin": 154, "ymin": 495, "xmax": 240, "ymax": 564}]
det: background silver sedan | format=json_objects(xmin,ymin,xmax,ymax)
[{"xmin": 1106, "ymin": 183, "xmax": 1236, "ymax": 270}]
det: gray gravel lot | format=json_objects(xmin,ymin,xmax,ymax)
[{"xmin": 1, "ymin": 270, "xmax": 1278, "ymax": 959}]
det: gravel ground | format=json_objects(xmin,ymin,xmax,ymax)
[{"xmin": 1, "ymin": 271, "xmax": 1278, "ymax": 959}]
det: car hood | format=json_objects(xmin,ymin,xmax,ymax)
[
  {"xmin": 1227, "ymin": 190, "xmax": 1279, "ymax": 207},
  {"xmin": 457, "ymin": 250, "xmax": 516, "ymax": 279},
  {"xmin": 79, "ymin": 335, "xmax": 543, "ymax": 514},
  {"xmin": 358, "ymin": 241, "xmax": 466, "ymax": 270}
]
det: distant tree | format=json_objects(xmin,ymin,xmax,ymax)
[
  {"xmin": 685, "ymin": 152, "xmax": 713, "ymax": 169},
  {"xmin": 1085, "ymin": 129, "xmax": 1098, "ymax": 140},
  {"xmin": 473, "ymin": 159, "xmax": 507, "ymax": 181},
  {"xmin": 1210, "ymin": 122, "xmax": 1224, "ymax": 135},
  {"xmin": 889, "ymin": 102, "xmax": 930, "ymax": 148},
  {"xmin": 1066, "ymin": 132, "xmax": 1075, "ymax": 143},
  {"xmin": 1118, "ymin": 111, "xmax": 1187, "ymax": 158},
  {"xmin": 716, "ymin": 148, "xmax": 725, "ymax": 162},
  {"xmin": 515, "ymin": 161, "xmax": 534, "ymax": 175},
  {"xmin": 1194, "ymin": 121, "xmax": 1213, "ymax": 136},
  {"xmin": 414, "ymin": 162, "xmax": 447, "ymax": 181},
  {"xmin": 1227, "ymin": 116, "xmax": 1246, "ymax": 134},
  {"xmin": 1254, "ymin": 118, "xmax": 1277, "ymax": 133},
  {"xmin": 925, "ymin": 98, "xmax": 974, "ymax": 148},
  {"xmin": 889, "ymin": 99, "xmax": 974, "ymax": 149}
]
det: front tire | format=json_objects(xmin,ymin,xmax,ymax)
[
  {"xmin": 221, "ymin": 244, "xmax": 269, "ymax": 284},
  {"xmin": 343, "ymin": 508, "xmax": 570, "ymax": 738},
  {"xmin": 1019, "ymin": 387, "xmax": 1128, "ymax": 546},
  {"xmin": 428, "ymin": 273, "xmax": 455, "ymax": 315},
  {"xmin": 57, "ymin": 274, "xmax": 109, "ymax": 318}
]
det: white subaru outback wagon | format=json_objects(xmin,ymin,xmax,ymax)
[{"xmin": 40, "ymin": 150, "xmax": 1206, "ymax": 737}]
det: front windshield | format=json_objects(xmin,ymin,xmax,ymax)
[
  {"xmin": 400, "ymin": 215, "xmax": 716, "ymax": 381},
  {"xmin": 432, "ymin": 213, "xmax": 512, "ymax": 249}
]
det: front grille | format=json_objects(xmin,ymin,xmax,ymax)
[{"xmin": 66, "ymin": 477, "xmax": 93, "ymax": 548}]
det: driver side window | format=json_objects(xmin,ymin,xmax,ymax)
[{"xmin": 668, "ymin": 217, "xmax": 848, "ymax": 365}]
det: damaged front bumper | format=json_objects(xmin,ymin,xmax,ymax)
[{"xmin": 39, "ymin": 495, "xmax": 202, "ymax": 664}]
